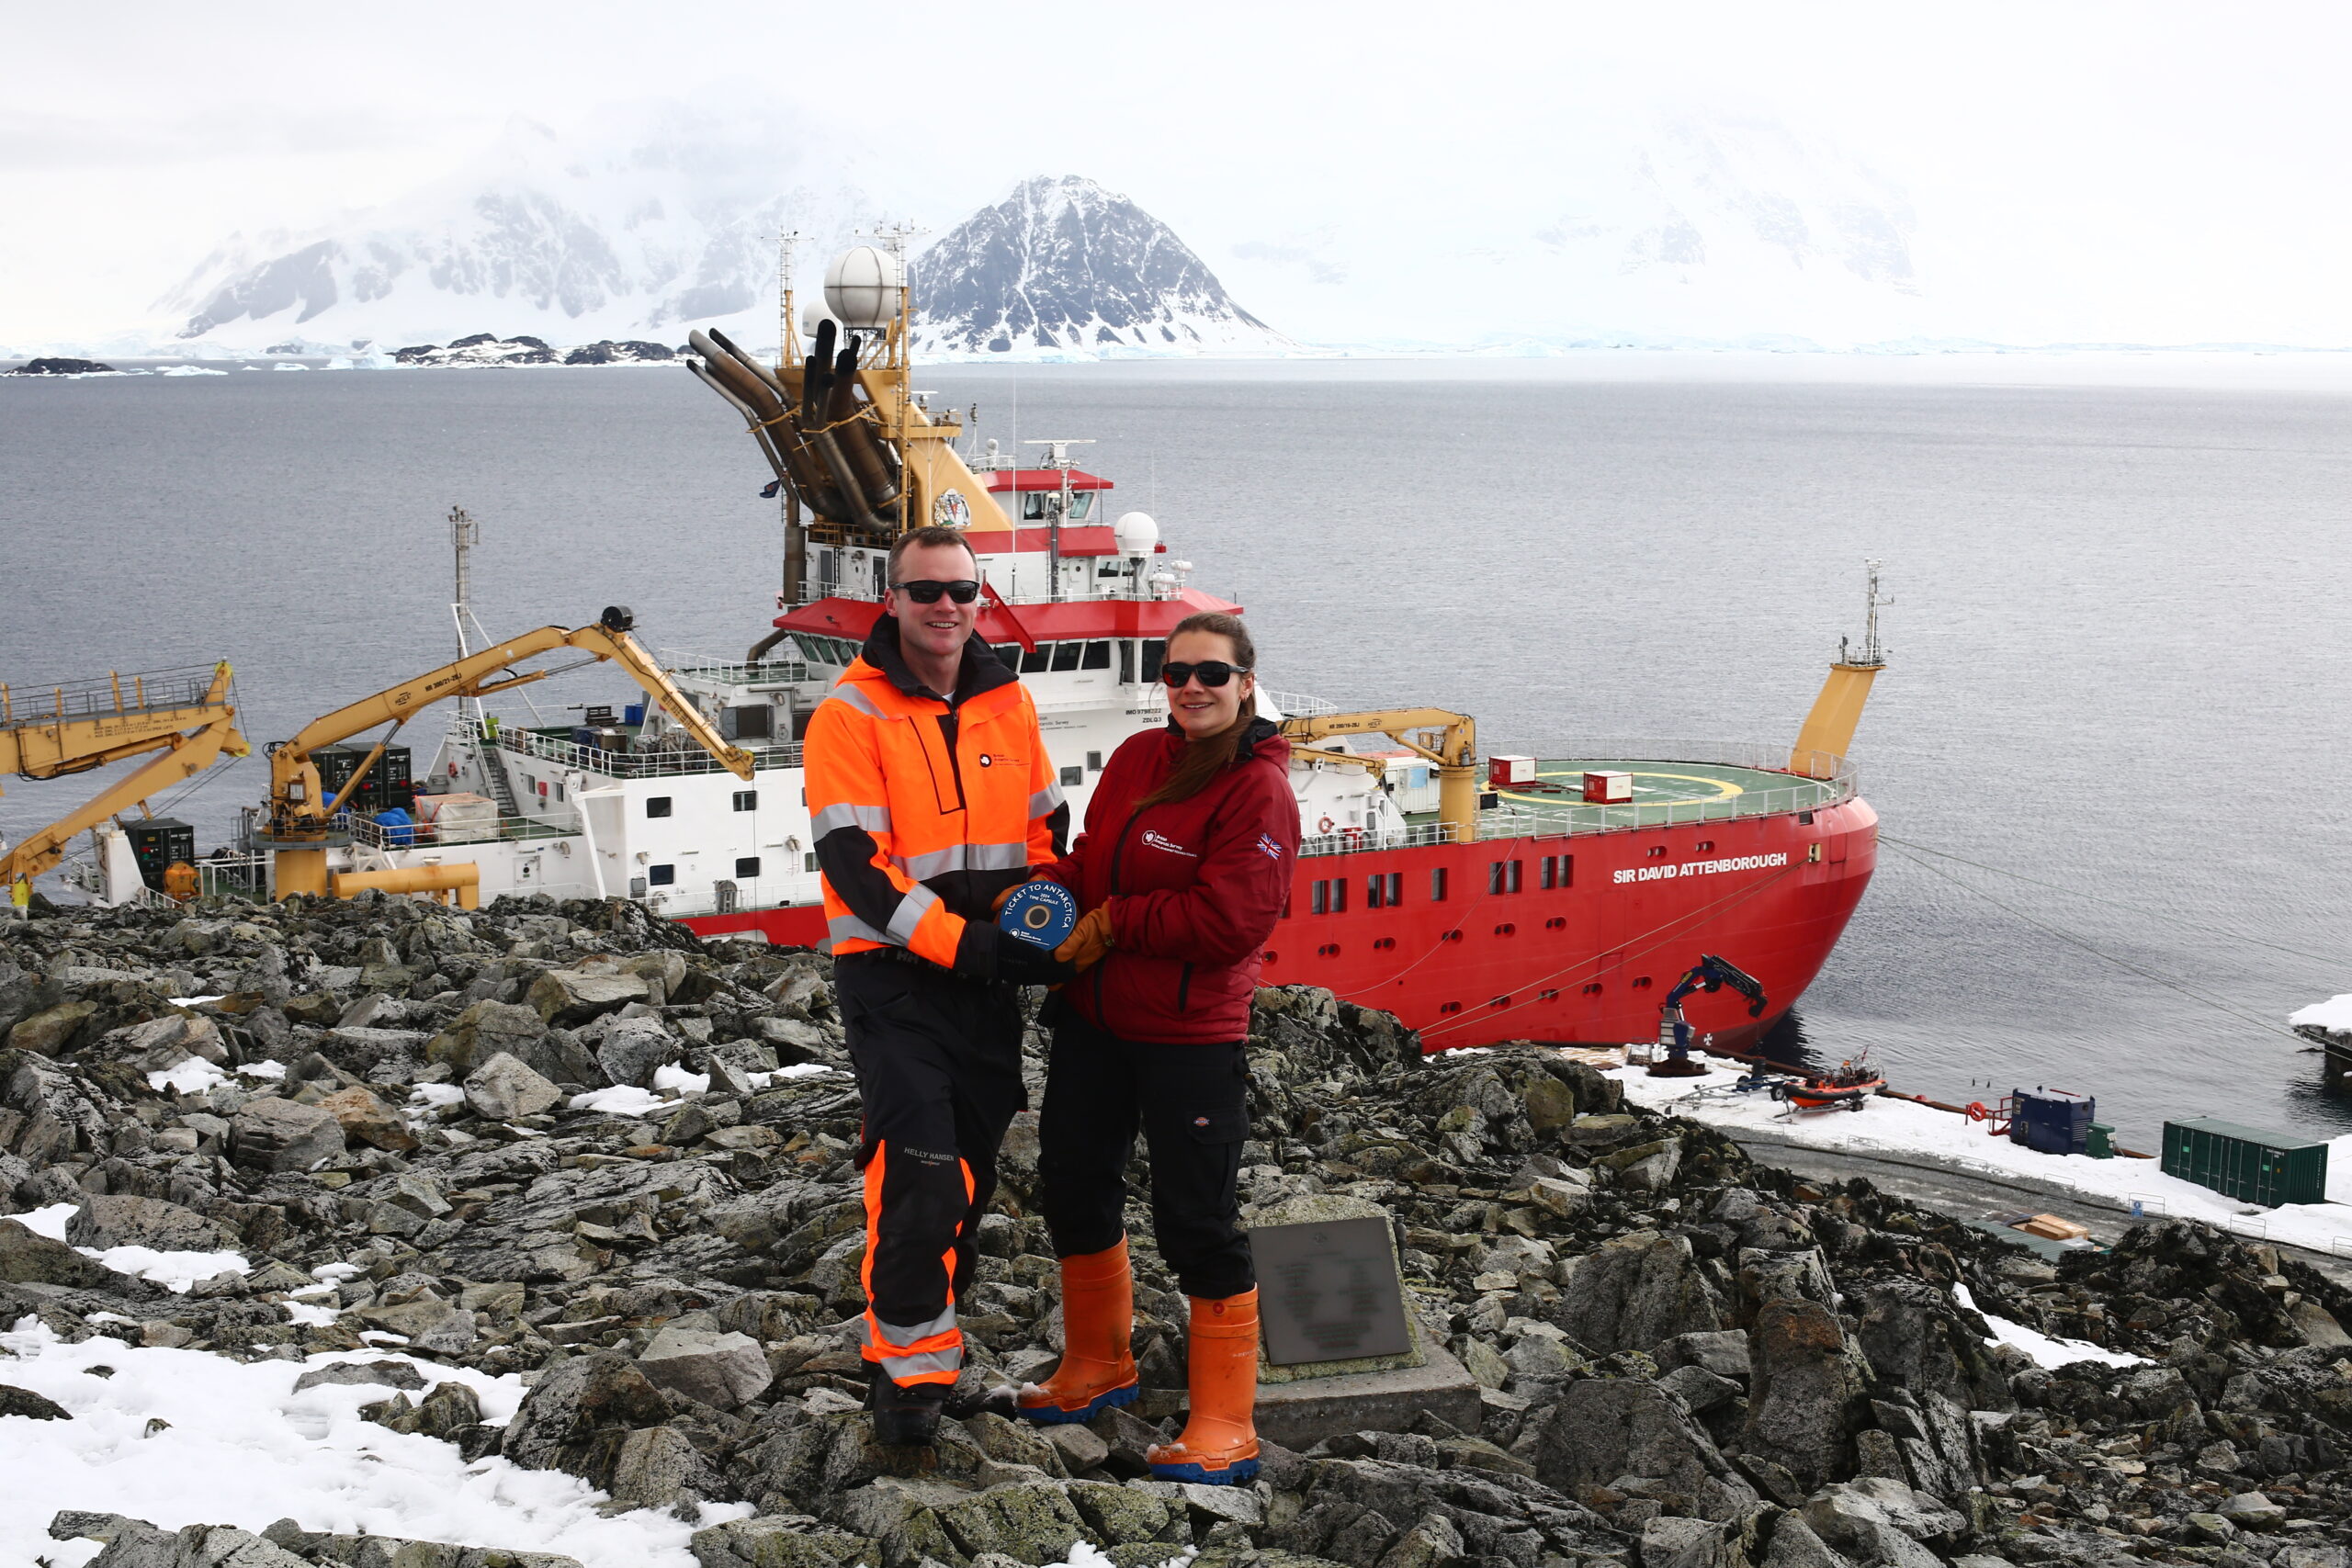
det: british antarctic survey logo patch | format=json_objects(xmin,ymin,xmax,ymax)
[{"xmin": 1141, "ymin": 829, "xmax": 1197, "ymax": 857}]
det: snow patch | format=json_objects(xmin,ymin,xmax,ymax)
[
  {"xmin": 147, "ymin": 1057, "xmax": 228, "ymax": 1095},
  {"xmin": 13, "ymin": 1201, "xmax": 246, "ymax": 1292},
  {"xmin": 237, "ymin": 1059, "xmax": 287, "ymax": 1081},
  {"xmin": 650, "ymin": 1064, "xmax": 709, "ymax": 1097},
  {"xmin": 567, "ymin": 1085, "xmax": 675, "ymax": 1116},
  {"xmin": 1953, "ymin": 1283, "xmax": 2148, "ymax": 1370},
  {"xmin": 0, "ymin": 1319, "xmax": 740, "ymax": 1568},
  {"xmin": 2290, "ymin": 994, "xmax": 2352, "ymax": 1034}
]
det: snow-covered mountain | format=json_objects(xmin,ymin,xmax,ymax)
[
  {"xmin": 153, "ymin": 104, "xmax": 922, "ymax": 355},
  {"xmin": 147, "ymin": 113, "xmax": 1285, "ymax": 360},
  {"xmin": 910, "ymin": 177, "xmax": 1289, "ymax": 357}
]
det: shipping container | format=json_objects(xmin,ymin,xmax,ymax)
[
  {"xmin": 2162, "ymin": 1118, "xmax": 2329, "ymax": 1207},
  {"xmin": 2009, "ymin": 1088, "xmax": 2095, "ymax": 1156}
]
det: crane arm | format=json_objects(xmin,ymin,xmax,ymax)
[
  {"xmin": 1291, "ymin": 746, "xmax": 1387, "ymax": 781},
  {"xmin": 0, "ymin": 662, "xmax": 235, "ymax": 789},
  {"xmin": 270, "ymin": 610, "xmax": 752, "ymax": 834},
  {"xmin": 1663, "ymin": 954, "xmax": 1769, "ymax": 1019},
  {"xmin": 1278, "ymin": 706, "xmax": 1480, "ymax": 842},
  {"xmin": 1, "ymin": 712, "xmax": 248, "ymax": 886}
]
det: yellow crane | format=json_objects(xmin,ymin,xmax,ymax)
[
  {"xmin": 1278, "ymin": 707, "xmax": 1480, "ymax": 842},
  {"xmin": 1, "ymin": 662, "xmax": 249, "ymax": 895},
  {"xmin": 260, "ymin": 607, "xmax": 754, "ymax": 902}
]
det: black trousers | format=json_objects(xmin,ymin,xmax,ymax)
[
  {"xmin": 836, "ymin": 952, "xmax": 1026, "ymax": 1385},
  {"xmin": 1036, "ymin": 1011, "xmax": 1255, "ymax": 1299}
]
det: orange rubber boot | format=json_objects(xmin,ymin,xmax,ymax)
[
  {"xmin": 1147, "ymin": 1289, "xmax": 1261, "ymax": 1484},
  {"xmin": 1017, "ymin": 1240, "xmax": 1139, "ymax": 1424}
]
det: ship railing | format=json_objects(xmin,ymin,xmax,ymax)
[
  {"xmin": 658, "ymin": 649, "xmax": 815, "ymax": 687},
  {"xmin": 0, "ymin": 664, "xmax": 223, "ymax": 728},
  {"xmin": 347, "ymin": 807, "xmax": 584, "ymax": 852},
  {"xmin": 1260, "ymin": 688, "xmax": 1340, "ymax": 718},
  {"xmin": 455, "ymin": 713, "xmax": 805, "ymax": 777}
]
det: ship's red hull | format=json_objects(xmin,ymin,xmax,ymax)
[{"xmin": 685, "ymin": 798, "xmax": 1876, "ymax": 1054}]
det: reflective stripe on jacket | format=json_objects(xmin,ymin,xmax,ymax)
[{"xmin": 805, "ymin": 619, "xmax": 1066, "ymax": 969}]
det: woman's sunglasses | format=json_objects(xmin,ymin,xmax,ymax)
[
  {"xmin": 892, "ymin": 579, "xmax": 981, "ymax": 604},
  {"xmin": 1161, "ymin": 661, "xmax": 1251, "ymax": 688}
]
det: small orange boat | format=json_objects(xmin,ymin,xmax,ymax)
[{"xmin": 1772, "ymin": 1050, "xmax": 1884, "ymax": 1112}]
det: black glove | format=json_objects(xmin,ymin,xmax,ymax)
[{"xmin": 953, "ymin": 919, "xmax": 1076, "ymax": 987}]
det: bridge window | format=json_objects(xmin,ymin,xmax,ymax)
[
  {"xmin": 735, "ymin": 856, "xmax": 761, "ymax": 878},
  {"xmin": 647, "ymin": 796, "xmax": 673, "ymax": 818},
  {"xmin": 1081, "ymin": 641, "xmax": 1112, "ymax": 671},
  {"xmin": 648, "ymin": 863, "xmax": 676, "ymax": 886},
  {"xmin": 992, "ymin": 644, "xmax": 1023, "ymax": 671},
  {"xmin": 1141, "ymin": 640, "xmax": 1165, "ymax": 683},
  {"xmin": 1051, "ymin": 641, "xmax": 1083, "ymax": 672},
  {"xmin": 1022, "ymin": 645, "xmax": 1052, "ymax": 673}
]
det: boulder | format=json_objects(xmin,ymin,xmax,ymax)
[
  {"xmin": 501, "ymin": 1349, "xmax": 673, "ymax": 1488},
  {"xmin": 228, "ymin": 1097, "xmax": 345, "ymax": 1173},
  {"xmin": 1523, "ymin": 1375, "xmax": 1758, "ymax": 1520},
  {"xmin": 688, "ymin": 1516, "xmax": 875, "ymax": 1568},
  {"xmin": 313, "ymin": 1086, "xmax": 418, "ymax": 1152},
  {"xmin": 610, "ymin": 1423, "xmax": 723, "ymax": 1507},
  {"xmin": 1744, "ymin": 1298, "xmax": 1871, "ymax": 1489},
  {"xmin": 1557, "ymin": 1228, "xmax": 1724, "ymax": 1354},
  {"xmin": 7, "ymin": 1000, "xmax": 98, "ymax": 1056},
  {"xmin": 424, "ymin": 998, "xmax": 546, "ymax": 1076},
  {"xmin": 1641, "ymin": 1516, "xmax": 1747, "ymax": 1568},
  {"xmin": 0, "ymin": 1382, "xmax": 71, "ymax": 1419},
  {"xmin": 291, "ymin": 1360, "xmax": 425, "ymax": 1394},
  {"xmin": 529, "ymin": 969, "xmax": 650, "ymax": 1027},
  {"xmin": 1856, "ymin": 1280, "xmax": 2012, "ymax": 1412},
  {"xmin": 0, "ymin": 1217, "xmax": 123, "ymax": 1289},
  {"xmin": 595, "ymin": 1016, "xmax": 676, "ymax": 1089},
  {"xmin": 464, "ymin": 1052, "xmax": 561, "ymax": 1121},
  {"xmin": 2220, "ymin": 1492, "xmax": 2290, "ymax": 1530},
  {"xmin": 635, "ymin": 1326, "xmax": 774, "ymax": 1410},
  {"xmin": 1801, "ymin": 1478, "xmax": 1964, "ymax": 1568},
  {"xmin": 1657, "ymin": 1329, "xmax": 1752, "ymax": 1381},
  {"xmin": 65, "ymin": 1195, "xmax": 234, "ymax": 1252}
]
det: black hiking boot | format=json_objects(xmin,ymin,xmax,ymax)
[{"xmin": 866, "ymin": 1366, "xmax": 946, "ymax": 1446}]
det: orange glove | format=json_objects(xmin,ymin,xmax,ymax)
[{"xmin": 1056, "ymin": 906, "xmax": 1114, "ymax": 973}]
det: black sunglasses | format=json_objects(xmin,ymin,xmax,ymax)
[
  {"xmin": 892, "ymin": 579, "xmax": 981, "ymax": 604},
  {"xmin": 1161, "ymin": 661, "xmax": 1251, "ymax": 689}
]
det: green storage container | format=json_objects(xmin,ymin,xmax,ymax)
[
  {"xmin": 2087, "ymin": 1122, "xmax": 2116, "ymax": 1160},
  {"xmin": 2161, "ymin": 1117, "xmax": 2329, "ymax": 1207}
]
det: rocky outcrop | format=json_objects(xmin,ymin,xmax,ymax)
[{"xmin": 6, "ymin": 892, "xmax": 2352, "ymax": 1568}]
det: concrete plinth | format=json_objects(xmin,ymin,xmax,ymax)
[{"xmin": 1251, "ymin": 1336, "xmax": 1483, "ymax": 1450}]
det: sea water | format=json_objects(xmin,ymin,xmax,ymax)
[{"xmin": 4, "ymin": 356, "xmax": 2347, "ymax": 1147}]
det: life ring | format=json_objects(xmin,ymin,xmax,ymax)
[
  {"xmin": 1966, "ymin": 1101, "xmax": 1990, "ymax": 1122},
  {"xmin": 1317, "ymin": 816, "xmax": 1336, "ymax": 835}
]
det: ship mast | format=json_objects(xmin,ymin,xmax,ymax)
[{"xmin": 1790, "ymin": 559, "xmax": 1892, "ymax": 778}]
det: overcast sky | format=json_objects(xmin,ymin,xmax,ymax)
[{"xmin": 6, "ymin": 1, "xmax": 2350, "ymax": 344}]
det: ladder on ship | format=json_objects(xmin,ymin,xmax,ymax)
[{"xmin": 475, "ymin": 735, "xmax": 520, "ymax": 819}]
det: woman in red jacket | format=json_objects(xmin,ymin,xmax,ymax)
[{"xmin": 1013, "ymin": 610, "xmax": 1299, "ymax": 1485}]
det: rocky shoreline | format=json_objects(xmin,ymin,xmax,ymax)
[{"xmin": 6, "ymin": 894, "xmax": 2352, "ymax": 1568}]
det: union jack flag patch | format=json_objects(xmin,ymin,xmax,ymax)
[{"xmin": 1255, "ymin": 833, "xmax": 1284, "ymax": 860}]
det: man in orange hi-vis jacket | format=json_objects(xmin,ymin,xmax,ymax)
[{"xmin": 803, "ymin": 523, "xmax": 1075, "ymax": 1445}]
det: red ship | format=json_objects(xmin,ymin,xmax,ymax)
[{"xmin": 673, "ymin": 243, "xmax": 1885, "ymax": 1057}]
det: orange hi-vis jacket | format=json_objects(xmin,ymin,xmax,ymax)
[{"xmin": 805, "ymin": 620, "xmax": 1067, "ymax": 973}]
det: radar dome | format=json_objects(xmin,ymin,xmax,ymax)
[
  {"xmin": 801, "ymin": 304, "xmax": 842, "ymax": 339},
  {"xmin": 1114, "ymin": 511, "xmax": 1159, "ymax": 557},
  {"xmin": 824, "ymin": 246, "xmax": 904, "ymax": 330}
]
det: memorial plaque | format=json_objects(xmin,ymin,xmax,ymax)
[{"xmin": 1252, "ymin": 1215, "xmax": 1414, "ymax": 1366}]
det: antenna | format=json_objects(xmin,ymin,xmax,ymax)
[
  {"xmin": 1023, "ymin": 440, "xmax": 1095, "ymax": 604},
  {"xmin": 449, "ymin": 506, "xmax": 480, "ymax": 660},
  {"xmin": 1852, "ymin": 559, "xmax": 1893, "ymax": 668},
  {"xmin": 776, "ymin": 231, "xmax": 801, "ymax": 367}
]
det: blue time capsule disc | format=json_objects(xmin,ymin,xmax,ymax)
[{"xmin": 999, "ymin": 880, "xmax": 1079, "ymax": 949}]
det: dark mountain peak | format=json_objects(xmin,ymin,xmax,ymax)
[{"xmin": 912, "ymin": 175, "xmax": 1287, "ymax": 357}]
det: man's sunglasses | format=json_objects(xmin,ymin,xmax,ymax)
[
  {"xmin": 1161, "ymin": 661, "xmax": 1252, "ymax": 688},
  {"xmin": 892, "ymin": 579, "xmax": 981, "ymax": 604}
]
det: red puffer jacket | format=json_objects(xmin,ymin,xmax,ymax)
[{"xmin": 1043, "ymin": 717, "xmax": 1299, "ymax": 1044}]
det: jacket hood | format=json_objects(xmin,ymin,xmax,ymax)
[
  {"xmin": 851, "ymin": 616, "xmax": 1015, "ymax": 705},
  {"xmin": 1161, "ymin": 713, "xmax": 1289, "ymax": 767}
]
